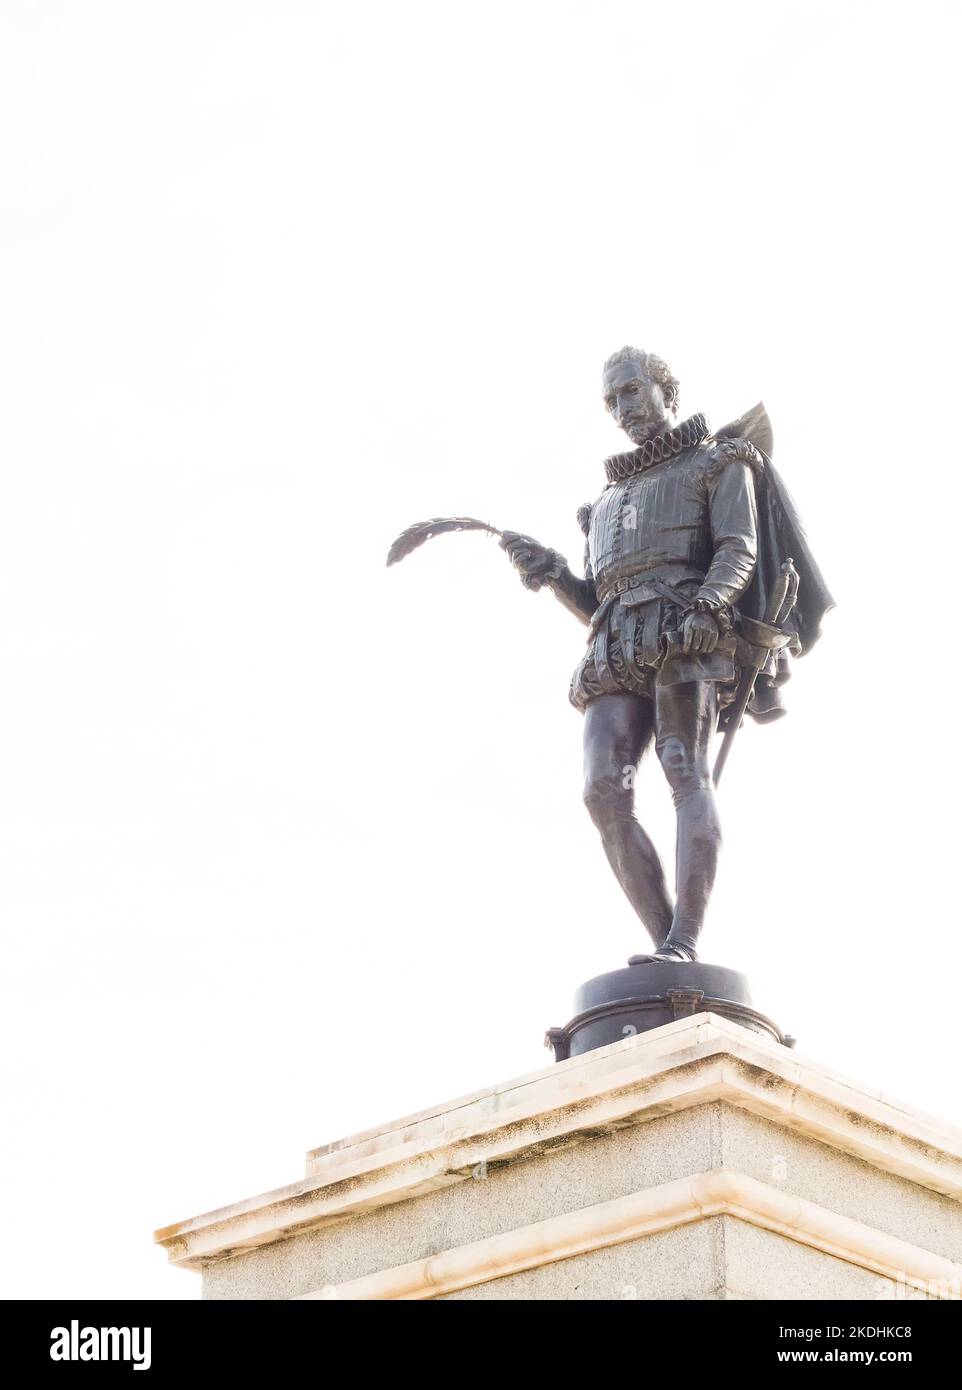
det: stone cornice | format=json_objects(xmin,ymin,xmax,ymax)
[
  {"xmin": 296, "ymin": 1169, "xmax": 962, "ymax": 1301},
  {"xmin": 154, "ymin": 1015, "xmax": 962, "ymax": 1272}
]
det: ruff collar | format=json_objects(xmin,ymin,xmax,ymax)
[{"xmin": 603, "ymin": 413, "xmax": 710, "ymax": 484}]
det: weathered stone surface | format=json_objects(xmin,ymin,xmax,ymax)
[{"xmin": 154, "ymin": 1015, "xmax": 962, "ymax": 1300}]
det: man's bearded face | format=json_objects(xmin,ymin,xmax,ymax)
[{"xmin": 603, "ymin": 361, "xmax": 675, "ymax": 446}]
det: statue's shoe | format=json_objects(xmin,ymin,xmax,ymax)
[{"xmin": 627, "ymin": 944, "xmax": 698, "ymax": 965}]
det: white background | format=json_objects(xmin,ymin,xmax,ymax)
[{"xmin": 0, "ymin": 0, "xmax": 959, "ymax": 1300}]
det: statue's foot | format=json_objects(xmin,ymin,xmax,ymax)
[{"xmin": 627, "ymin": 943, "xmax": 698, "ymax": 965}]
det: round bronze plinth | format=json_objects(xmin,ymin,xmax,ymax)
[{"xmin": 545, "ymin": 960, "xmax": 792, "ymax": 1061}]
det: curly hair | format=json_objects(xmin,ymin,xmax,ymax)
[{"xmin": 602, "ymin": 346, "xmax": 680, "ymax": 411}]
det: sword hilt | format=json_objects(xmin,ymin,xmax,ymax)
[
  {"xmin": 712, "ymin": 559, "xmax": 800, "ymax": 788},
  {"xmin": 765, "ymin": 558, "xmax": 796, "ymax": 627}
]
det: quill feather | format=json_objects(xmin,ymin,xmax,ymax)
[{"xmin": 386, "ymin": 516, "xmax": 502, "ymax": 566}]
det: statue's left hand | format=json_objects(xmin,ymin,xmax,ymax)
[{"xmin": 681, "ymin": 609, "xmax": 720, "ymax": 655}]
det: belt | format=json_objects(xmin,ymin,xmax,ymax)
[
  {"xmin": 595, "ymin": 565, "xmax": 703, "ymax": 605},
  {"xmin": 596, "ymin": 573, "xmax": 643, "ymax": 602}
]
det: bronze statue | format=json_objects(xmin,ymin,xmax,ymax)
[{"xmin": 389, "ymin": 348, "xmax": 832, "ymax": 967}]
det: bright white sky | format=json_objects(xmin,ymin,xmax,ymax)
[{"xmin": 0, "ymin": 0, "xmax": 959, "ymax": 1300}]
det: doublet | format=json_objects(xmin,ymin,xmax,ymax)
[{"xmin": 569, "ymin": 422, "xmax": 761, "ymax": 711}]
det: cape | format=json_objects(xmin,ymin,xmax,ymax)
[{"xmin": 715, "ymin": 403, "xmax": 834, "ymax": 723}]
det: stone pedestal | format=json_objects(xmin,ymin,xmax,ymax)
[{"xmin": 155, "ymin": 1015, "xmax": 962, "ymax": 1300}]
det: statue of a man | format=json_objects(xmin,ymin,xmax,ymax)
[{"xmin": 500, "ymin": 346, "xmax": 831, "ymax": 964}]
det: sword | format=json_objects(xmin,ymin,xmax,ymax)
[{"xmin": 712, "ymin": 559, "xmax": 798, "ymax": 787}]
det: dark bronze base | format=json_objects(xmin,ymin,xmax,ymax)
[{"xmin": 545, "ymin": 960, "xmax": 793, "ymax": 1062}]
